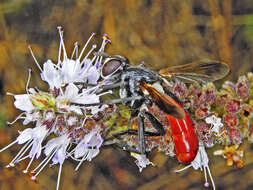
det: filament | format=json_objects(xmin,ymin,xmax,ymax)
[
  {"xmin": 207, "ymin": 166, "xmax": 216, "ymax": 190},
  {"xmin": 58, "ymin": 27, "xmax": 67, "ymax": 61},
  {"xmin": 78, "ymin": 33, "xmax": 96, "ymax": 61},
  {"xmin": 174, "ymin": 164, "xmax": 192, "ymax": 173},
  {"xmin": 26, "ymin": 68, "xmax": 32, "ymax": 94},
  {"xmin": 16, "ymin": 155, "xmax": 29, "ymax": 163},
  {"xmin": 56, "ymin": 164, "xmax": 63, "ymax": 190},
  {"xmin": 6, "ymin": 112, "xmax": 26, "ymax": 125},
  {"xmin": 57, "ymin": 26, "xmax": 62, "ymax": 66},
  {"xmin": 28, "ymin": 45, "xmax": 42, "ymax": 72},
  {"xmin": 33, "ymin": 148, "xmax": 58, "ymax": 177},
  {"xmin": 0, "ymin": 139, "xmax": 18, "ymax": 153},
  {"xmin": 80, "ymin": 44, "xmax": 97, "ymax": 66},
  {"xmin": 75, "ymin": 154, "xmax": 87, "ymax": 171},
  {"xmin": 23, "ymin": 153, "xmax": 36, "ymax": 173},
  {"xmin": 71, "ymin": 42, "xmax": 79, "ymax": 59},
  {"xmin": 7, "ymin": 140, "xmax": 32, "ymax": 167}
]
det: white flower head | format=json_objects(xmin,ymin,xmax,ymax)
[
  {"xmin": 130, "ymin": 153, "xmax": 155, "ymax": 172},
  {"xmin": 205, "ymin": 115, "xmax": 223, "ymax": 135},
  {"xmin": 29, "ymin": 27, "xmax": 110, "ymax": 90}
]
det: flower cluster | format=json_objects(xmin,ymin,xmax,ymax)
[
  {"xmin": 1, "ymin": 27, "xmax": 113, "ymax": 190},
  {"xmin": 147, "ymin": 74, "xmax": 253, "ymax": 167}
]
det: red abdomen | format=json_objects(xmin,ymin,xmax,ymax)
[{"xmin": 167, "ymin": 112, "xmax": 198, "ymax": 164}]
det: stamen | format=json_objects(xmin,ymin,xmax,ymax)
[
  {"xmin": 203, "ymin": 166, "xmax": 208, "ymax": 186},
  {"xmin": 6, "ymin": 112, "xmax": 26, "ymax": 125},
  {"xmin": 7, "ymin": 140, "xmax": 32, "ymax": 167},
  {"xmin": 80, "ymin": 44, "xmax": 97, "ymax": 66},
  {"xmin": 66, "ymin": 148, "xmax": 76, "ymax": 157},
  {"xmin": 26, "ymin": 68, "xmax": 32, "ymax": 94},
  {"xmin": 174, "ymin": 164, "xmax": 192, "ymax": 173},
  {"xmin": 98, "ymin": 90, "xmax": 113, "ymax": 97},
  {"xmin": 17, "ymin": 146, "xmax": 45, "ymax": 164},
  {"xmin": 23, "ymin": 153, "xmax": 36, "ymax": 173},
  {"xmin": 59, "ymin": 86, "xmax": 64, "ymax": 96},
  {"xmin": 71, "ymin": 42, "xmax": 79, "ymax": 59},
  {"xmin": 97, "ymin": 38, "xmax": 108, "ymax": 65},
  {"xmin": 33, "ymin": 148, "xmax": 58, "ymax": 177},
  {"xmin": 16, "ymin": 155, "xmax": 29, "ymax": 163},
  {"xmin": 207, "ymin": 166, "xmax": 216, "ymax": 190},
  {"xmin": 6, "ymin": 92, "xmax": 15, "ymax": 96},
  {"xmin": 58, "ymin": 27, "xmax": 67, "ymax": 61},
  {"xmin": 57, "ymin": 26, "xmax": 62, "ymax": 65},
  {"xmin": 75, "ymin": 154, "xmax": 87, "ymax": 171},
  {"xmin": 69, "ymin": 154, "xmax": 83, "ymax": 162},
  {"xmin": 78, "ymin": 33, "xmax": 96, "ymax": 61},
  {"xmin": 0, "ymin": 139, "xmax": 18, "ymax": 153},
  {"xmin": 28, "ymin": 45, "xmax": 42, "ymax": 72},
  {"xmin": 56, "ymin": 164, "xmax": 63, "ymax": 190}
]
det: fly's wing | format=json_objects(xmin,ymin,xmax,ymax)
[
  {"xmin": 159, "ymin": 59, "xmax": 230, "ymax": 83},
  {"xmin": 141, "ymin": 83, "xmax": 186, "ymax": 120}
]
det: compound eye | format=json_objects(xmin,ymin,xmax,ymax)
[{"xmin": 101, "ymin": 58, "xmax": 123, "ymax": 78}]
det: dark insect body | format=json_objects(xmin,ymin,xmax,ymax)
[{"xmin": 77, "ymin": 55, "xmax": 230, "ymax": 164}]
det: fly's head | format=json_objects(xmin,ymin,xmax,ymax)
[{"xmin": 101, "ymin": 55, "xmax": 129, "ymax": 78}]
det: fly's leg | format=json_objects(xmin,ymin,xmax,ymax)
[
  {"xmin": 105, "ymin": 109, "xmax": 166, "ymax": 155},
  {"xmin": 71, "ymin": 96, "xmax": 144, "ymax": 107},
  {"xmin": 102, "ymin": 141, "xmax": 142, "ymax": 154},
  {"xmin": 119, "ymin": 74, "xmax": 129, "ymax": 99},
  {"xmin": 107, "ymin": 129, "xmax": 163, "ymax": 139},
  {"xmin": 138, "ymin": 112, "xmax": 146, "ymax": 154},
  {"xmin": 143, "ymin": 112, "xmax": 165, "ymax": 136},
  {"xmin": 129, "ymin": 78, "xmax": 140, "ymax": 107}
]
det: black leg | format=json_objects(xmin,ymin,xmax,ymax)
[
  {"xmin": 109, "ymin": 129, "xmax": 163, "ymax": 139},
  {"xmin": 102, "ymin": 142, "xmax": 142, "ymax": 154},
  {"xmin": 138, "ymin": 113, "xmax": 146, "ymax": 154},
  {"xmin": 144, "ymin": 112, "xmax": 165, "ymax": 136}
]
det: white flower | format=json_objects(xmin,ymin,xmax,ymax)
[
  {"xmin": 18, "ymin": 125, "xmax": 49, "ymax": 158},
  {"xmin": 55, "ymin": 83, "xmax": 101, "ymax": 115},
  {"xmin": 0, "ymin": 123, "xmax": 49, "ymax": 174},
  {"xmin": 73, "ymin": 130, "xmax": 103, "ymax": 171},
  {"xmin": 23, "ymin": 111, "xmax": 41, "ymax": 125},
  {"xmin": 205, "ymin": 115, "xmax": 223, "ymax": 135},
  {"xmin": 175, "ymin": 142, "xmax": 216, "ymax": 190},
  {"xmin": 44, "ymin": 134, "xmax": 71, "ymax": 165},
  {"xmin": 86, "ymin": 64, "xmax": 101, "ymax": 84},
  {"xmin": 13, "ymin": 94, "xmax": 34, "ymax": 112},
  {"xmin": 40, "ymin": 60, "xmax": 62, "ymax": 90},
  {"xmin": 130, "ymin": 153, "xmax": 155, "ymax": 172},
  {"xmin": 28, "ymin": 134, "xmax": 71, "ymax": 190}
]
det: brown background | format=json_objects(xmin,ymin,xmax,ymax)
[{"xmin": 0, "ymin": 0, "xmax": 253, "ymax": 189}]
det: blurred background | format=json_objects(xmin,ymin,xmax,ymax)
[{"xmin": 0, "ymin": 0, "xmax": 253, "ymax": 189}]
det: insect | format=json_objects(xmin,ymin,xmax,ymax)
[{"xmin": 96, "ymin": 56, "xmax": 230, "ymax": 164}]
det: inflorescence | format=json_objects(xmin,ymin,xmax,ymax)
[{"xmin": 0, "ymin": 27, "xmax": 252, "ymax": 190}]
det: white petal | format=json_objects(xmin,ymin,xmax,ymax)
[
  {"xmin": 41, "ymin": 60, "xmax": 62, "ymax": 89},
  {"xmin": 14, "ymin": 94, "xmax": 34, "ymax": 112},
  {"xmin": 64, "ymin": 83, "xmax": 79, "ymax": 101},
  {"xmin": 17, "ymin": 128, "xmax": 33, "ymax": 144},
  {"xmin": 61, "ymin": 59, "xmax": 81, "ymax": 83},
  {"xmin": 86, "ymin": 149, "xmax": 99, "ymax": 161},
  {"xmin": 74, "ymin": 145, "xmax": 88, "ymax": 158},
  {"xmin": 87, "ymin": 66, "xmax": 100, "ymax": 84}
]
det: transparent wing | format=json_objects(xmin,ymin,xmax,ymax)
[{"xmin": 159, "ymin": 59, "xmax": 230, "ymax": 83}]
